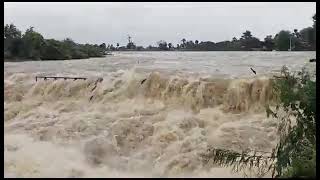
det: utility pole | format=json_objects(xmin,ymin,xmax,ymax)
[
  {"xmin": 289, "ymin": 33, "xmax": 294, "ymax": 51},
  {"xmin": 289, "ymin": 36, "xmax": 292, "ymax": 51}
]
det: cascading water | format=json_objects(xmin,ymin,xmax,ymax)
[{"xmin": 4, "ymin": 51, "xmax": 315, "ymax": 178}]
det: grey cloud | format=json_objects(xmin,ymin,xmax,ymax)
[{"xmin": 4, "ymin": 2, "xmax": 316, "ymax": 47}]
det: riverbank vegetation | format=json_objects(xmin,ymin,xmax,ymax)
[
  {"xmin": 152, "ymin": 13, "xmax": 316, "ymax": 52},
  {"xmin": 4, "ymin": 26, "xmax": 107, "ymax": 61},
  {"xmin": 201, "ymin": 66, "xmax": 316, "ymax": 178},
  {"xmin": 4, "ymin": 14, "xmax": 315, "ymax": 60},
  {"xmin": 117, "ymin": 13, "xmax": 316, "ymax": 52}
]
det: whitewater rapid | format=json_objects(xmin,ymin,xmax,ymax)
[{"xmin": 4, "ymin": 51, "xmax": 316, "ymax": 177}]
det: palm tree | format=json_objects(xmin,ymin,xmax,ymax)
[
  {"xmin": 241, "ymin": 30, "xmax": 252, "ymax": 39},
  {"xmin": 186, "ymin": 40, "xmax": 194, "ymax": 49},
  {"xmin": 293, "ymin": 29, "xmax": 300, "ymax": 38},
  {"xmin": 181, "ymin": 38, "xmax": 186, "ymax": 48}
]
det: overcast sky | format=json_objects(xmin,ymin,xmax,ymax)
[{"xmin": 4, "ymin": 2, "xmax": 316, "ymax": 47}]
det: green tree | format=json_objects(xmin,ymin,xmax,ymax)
[
  {"xmin": 198, "ymin": 41, "xmax": 216, "ymax": 51},
  {"xmin": 4, "ymin": 24, "xmax": 23, "ymax": 58},
  {"xmin": 181, "ymin": 38, "xmax": 186, "ymax": 48},
  {"xmin": 62, "ymin": 38, "xmax": 76, "ymax": 57},
  {"xmin": 296, "ymin": 14, "xmax": 316, "ymax": 50},
  {"xmin": 9, "ymin": 38, "xmax": 24, "ymax": 57},
  {"xmin": 185, "ymin": 40, "xmax": 195, "ymax": 49},
  {"xmin": 240, "ymin": 30, "xmax": 262, "ymax": 50},
  {"xmin": 157, "ymin": 40, "xmax": 168, "ymax": 50},
  {"xmin": 275, "ymin": 30, "xmax": 291, "ymax": 51},
  {"xmin": 4, "ymin": 23, "xmax": 105, "ymax": 60},
  {"xmin": 241, "ymin": 30, "xmax": 252, "ymax": 39},
  {"xmin": 263, "ymin": 35, "xmax": 274, "ymax": 51},
  {"xmin": 22, "ymin": 27, "xmax": 45, "ymax": 60},
  {"xmin": 99, "ymin": 43, "xmax": 106, "ymax": 50},
  {"xmin": 40, "ymin": 39, "xmax": 71, "ymax": 60},
  {"xmin": 4, "ymin": 24, "xmax": 21, "ymax": 40}
]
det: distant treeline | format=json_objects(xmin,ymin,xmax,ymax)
[
  {"xmin": 4, "ymin": 26, "xmax": 107, "ymax": 61},
  {"xmin": 137, "ymin": 13, "xmax": 316, "ymax": 52},
  {"xmin": 112, "ymin": 13, "xmax": 316, "ymax": 52},
  {"xmin": 4, "ymin": 13, "xmax": 315, "ymax": 61}
]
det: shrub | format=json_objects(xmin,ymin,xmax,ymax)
[{"xmin": 201, "ymin": 65, "xmax": 316, "ymax": 178}]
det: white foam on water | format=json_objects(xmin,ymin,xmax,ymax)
[{"xmin": 4, "ymin": 51, "xmax": 315, "ymax": 178}]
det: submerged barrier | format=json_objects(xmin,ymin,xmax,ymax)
[
  {"xmin": 35, "ymin": 76, "xmax": 87, "ymax": 82},
  {"xmin": 34, "ymin": 76, "xmax": 104, "ymax": 101}
]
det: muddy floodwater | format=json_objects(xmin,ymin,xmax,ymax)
[{"xmin": 4, "ymin": 51, "xmax": 316, "ymax": 177}]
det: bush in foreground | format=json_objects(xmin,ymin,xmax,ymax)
[{"xmin": 201, "ymin": 65, "xmax": 316, "ymax": 178}]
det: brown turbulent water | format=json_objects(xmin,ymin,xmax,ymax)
[{"xmin": 4, "ymin": 51, "xmax": 315, "ymax": 177}]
